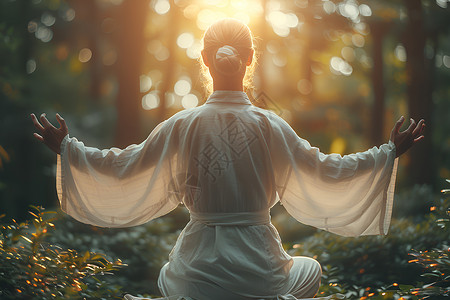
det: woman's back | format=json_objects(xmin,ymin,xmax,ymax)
[{"xmin": 176, "ymin": 90, "xmax": 278, "ymax": 213}]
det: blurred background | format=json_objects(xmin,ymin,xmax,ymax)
[
  {"xmin": 1, "ymin": 0, "xmax": 449, "ymax": 217},
  {"xmin": 0, "ymin": 0, "xmax": 449, "ymax": 298}
]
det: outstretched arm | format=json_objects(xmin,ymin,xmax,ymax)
[
  {"xmin": 389, "ymin": 116, "xmax": 425, "ymax": 157},
  {"xmin": 31, "ymin": 113, "xmax": 69, "ymax": 154}
]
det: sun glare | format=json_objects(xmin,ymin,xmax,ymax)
[
  {"xmin": 143, "ymin": 0, "xmax": 377, "ymax": 112},
  {"xmin": 191, "ymin": 0, "xmax": 263, "ymax": 30}
]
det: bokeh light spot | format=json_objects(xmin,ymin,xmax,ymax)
[
  {"xmin": 177, "ymin": 32, "xmax": 194, "ymax": 49},
  {"xmin": 340, "ymin": 3, "xmax": 359, "ymax": 20},
  {"xmin": 148, "ymin": 40, "xmax": 170, "ymax": 61},
  {"xmin": 297, "ymin": 79, "xmax": 312, "ymax": 95},
  {"xmin": 359, "ymin": 4, "xmax": 372, "ymax": 17},
  {"xmin": 286, "ymin": 13, "xmax": 299, "ymax": 28},
  {"xmin": 78, "ymin": 48, "xmax": 93, "ymax": 63},
  {"xmin": 268, "ymin": 11, "xmax": 286, "ymax": 28},
  {"xmin": 273, "ymin": 54, "xmax": 287, "ymax": 67},
  {"xmin": 295, "ymin": 0, "xmax": 308, "ymax": 9},
  {"xmin": 35, "ymin": 27, "xmax": 53, "ymax": 42},
  {"xmin": 436, "ymin": 0, "xmax": 447, "ymax": 9},
  {"xmin": 154, "ymin": 0, "xmax": 170, "ymax": 15},
  {"xmin": 273, "ymin": 26, "xmax": 290, "ymax": 37},
  {"xmin": 352, "ymin": 34, "xmax": 365, "ymax": 47},
  {"xmin": 140, "ymin": 75, "xmax": 153, "ymax": 93},
  {"xmin": 26, "ymin": 59, "xmax": 37, "ymax": 74},
  {"xmin": 183, "ymin": 4, "xmax": 199, "ymax": 20},
  {"xmin": 41, "ymin": 12, "xmax": 56, "ymax": 26},
  {"xmin": 62, "ymin": 8, "xmax": 76, "ymax": 22},
  {"xmin": 155, "ymin": 47, "xmax": 170, "ymax": 61},
  {"xmin": 443, "ymin": 55, "xmax": 450, "ymax": 68},
  {"xmin": 330, "ymin": 56, "xmax": 353, "ymax": 76},
  {"xmin": 182, "ymin": 94, "xmax": 199, "ymax": 109},
  {"xmin": 174, "ymin": 79, "xmax": 191, "ymax": 96},
  {"xmin": 341, "ymin": 46, "xmax": 355, "ymax": 62},
  {"xmin": 395, "ymin": 44, "xmax": 407, "ymax": 62},
  {"xmin": 323, "ymin": 1, "xmax": 336, "ymax": 14},
  {"xmin": 142, "ymin": 92, "xmax": 160, "ymax": 110},
  {"xmin": 187, "ymin": 41, "xmax": 202, "ymax": 59}
]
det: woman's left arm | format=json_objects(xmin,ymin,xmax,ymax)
[{"xmin": 389, "ymin": 116, "xmax": 425, "ymax": 157}]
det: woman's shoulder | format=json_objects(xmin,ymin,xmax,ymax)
[{"xmin": 164, "ymin": 105, "xmax": 204, "ymax": 124}]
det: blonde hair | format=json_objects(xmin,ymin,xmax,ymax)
[{"xmin": 200, "ymin": 18, "xmax": 257, "ymax": 95}]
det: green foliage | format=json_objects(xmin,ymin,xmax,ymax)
[
  {"xmin": 404, "ymin": 181, "xmax": 450, "ymax": 299},
  {"xmin": 0, "ymin": 206, "xmax": 125, "ymax": 299},
  {"xmin": 45, "ymin": 207, "xmax": 187, "ymax": 297},
  {"xmin": 287, "ymin": 181, "xmax": 450, "ymax": 299}
]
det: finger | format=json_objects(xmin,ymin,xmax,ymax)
[
  {"xmin": 33, "ymin": 132, "xmax": 44, "ymax": 142},
  {"xmin": 393, "ymin": 116, "xmax": 405, "ymax": 133},
  {"xmin": 56, "ymin": 113, "xmax": 68, "ymax": 131},
  {"xmin": 405, "ymin": 118, "xmax": 416, "ymax": 133},
  {"xmin": 31, "ymin": 113, "xmax": 45, "ymax": 131},
  {"xmin": 40, "ymin": 113, "xmax": 56, "ymax": 129},
  {"xmin": 414, "ymin": 135, "xmax": 424, "ymax": 143},
  {"xmin": 412, "ymin": 119, "xmax": 425, "ymax": 136}
]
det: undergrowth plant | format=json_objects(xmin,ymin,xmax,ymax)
[
  {"xmin": 289, "ymin": 180, "xmax": 450, "ymax": 299},
  {"xmin": 0, "ymin": 206, "xmax": 126, "ymax": 299}
]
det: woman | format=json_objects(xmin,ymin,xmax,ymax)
[{"xmin": 31, "ymin": 18, "xmax": 424, "ymax": 300}]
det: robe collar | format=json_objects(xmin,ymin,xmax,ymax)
[{"xmin": 205, "ymin": 90, "xmax": 252, "ymax": 105}]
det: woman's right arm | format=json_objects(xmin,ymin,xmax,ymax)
[
  {"xmin": 31, "ymin": 113, "xmax": 179, "ymax": 228},
  {"xmin": 31, "ymin": 113, "xmax": 68, "ymax": 154}
]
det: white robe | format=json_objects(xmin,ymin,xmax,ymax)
[{"xmin": 57, "ymin": 90, "xmax": 398, "ymax": 300}]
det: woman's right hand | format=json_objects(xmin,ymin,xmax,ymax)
[
  {"xmin": 390, "ymin": 116, "xmax": 425, "ymax": 157},
  {"xmin": 31, "ymin": 113, "xmax": 69, "ymax": 154}
]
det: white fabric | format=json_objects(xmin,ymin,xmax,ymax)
[
  {"xmin": 215, "ymin": 45, "xmax": 239, "ymax": 59},
  {"xmin": 57, "ymin": 90, "xmax": 398, "ymax": 299}
]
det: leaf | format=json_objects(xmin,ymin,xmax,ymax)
[
  {"xmin": 83, "ymin": 250, "xmax": 90, "ymax": 261},
  {"xmin": 399, "ymin": 284, "xmax": 415, "ymax": 292},
  {"xmin": 421, "ymin": 273, "xmax": 441, "ymax": 278},
  {"xmin": 28, "ymin": 212, "xmax": 39, "ymax": 219},
  {"xmin": 21, "ymin": 236, "xmax": 32, "ymax": 243}
]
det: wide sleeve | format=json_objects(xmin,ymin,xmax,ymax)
[
  {"xmin": 270, "ymin": 115, "xmax": 398, "ymax": 237},
  {"xmin": 56, "ymin": 120, "xmax": 181, "ymax": 228}
]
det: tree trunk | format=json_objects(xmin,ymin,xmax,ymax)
[
  {"xmin": 114, "ymin": 1, "xmax": 148, "ymax": 148},
  {"xmin": 403, "ymin": 0, "xmax": 434, "ymax": 185},
  {"xmin": 369, "ymin": 22, "xmax": 388, "ymax": 146},
  {"xmin": 157, "ymin": 0, "xmax": 180, "ymax": 122}
]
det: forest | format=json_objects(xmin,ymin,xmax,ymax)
[{"xmin": 0, "ymin": 0, "xmax": 449, "ymax": 299}]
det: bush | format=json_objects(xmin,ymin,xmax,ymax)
[
  {"xmin": 287, "ymin": 181, "xmax": 450, "ymax": 299},
  {"xmin": 45, "ymin": 207, "xmax": 187, "ymax": 297},
  {"xmin": 0, "ymin": 206, "xmax": 125, "ymax": 299}
]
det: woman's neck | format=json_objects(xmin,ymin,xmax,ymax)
[{"xmin": 213, "ymin": 78, "xmax": 244, "ymax": 91}]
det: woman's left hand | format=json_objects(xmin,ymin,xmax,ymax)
[
  {"xmin": 31, "ymin": 113, "xmax": 69, "ymax": 154},
  {"xmin": 390, "ymin": 116, "xmax": 425, "ymax": 157}
]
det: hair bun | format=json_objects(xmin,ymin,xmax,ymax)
[{"xmin": 213, "ymin": 45, "xmax": 242, "ymax": 76}]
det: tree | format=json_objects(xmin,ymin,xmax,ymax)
[{"xmin": 113, "ymin": 0, "xmax": 149, "ymax": 148}]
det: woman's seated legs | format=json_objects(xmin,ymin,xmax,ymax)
[{"xmin": 282, "ymin": 256, "xmax": 322, "ymax": 298}]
